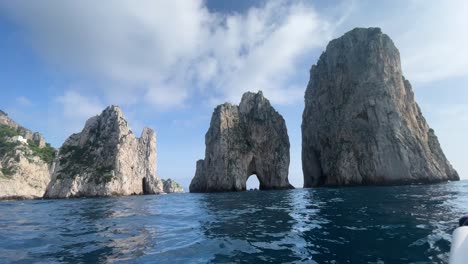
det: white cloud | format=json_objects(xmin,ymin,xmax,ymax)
[
  {"xmin": 0, "ymin": 0, "xmax": 331, "ymax": 109},
  {"xmin": 56, "ymin": 90, "xmax": 103, "ymax": 120},
  {"xmin": 16, "ymin": 96, "xmax": 32, "ymax": 107},
  {"xmin": 333, "ymin": 0, "xmax": 468, "ymax": 84},
  {"xmin": 391, "ymin": 0, "xmax": 468, "ymax": 83},
  {"xmin": 49, "ymin": 90, "xmax": 104, "ymax": 138},
  {"xmin": 2, "ymin": 1, "xmax": 466, "ymax": 106},
  {"xmin": 205, "ymin": 2, "xmax": 331, "ymax": 104}
]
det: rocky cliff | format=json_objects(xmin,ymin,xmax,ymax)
[
  {"xmin": 190, "ymin": 91, "xmax": 293, "ymax": 192},
  {"xmin": 302, "ymin": 28, "xmax": 459, "ymax": 187},
  {"xmin": 0, "ymin": 111, "xmax": 46, "ymax": 147},
  {"xmin": 0, "ymin": 111, "xmax": 56, "ymax": 199},
  {"xmin": 44, "ymin": 106, "xmax": 164, "ymax": 198},
  {"xmin": 162, "ymin": 178, "xmax": 184, "ymax": 193}
]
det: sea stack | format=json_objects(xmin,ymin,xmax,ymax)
[
  {"xmin": 44, "ymin": 105, "xmax": 164, "ymax": 198},
  {"xmin": 190, "ymin": 91, "xmax": 293, "ymax": 192},
  {"xmin": 302, "ymin": 27, "xmax": 459, "ymax": 187},
  {"xmin": 0, "ymin": 111, "xmax": 56, "ymax": 199},
  {"xmin": 162, "ymin": 179, "xmax": 184, "ymax": 193}
]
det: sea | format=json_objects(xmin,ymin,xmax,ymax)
[{"xmin": 0, "ymin": 181, "xmax": 467, "ymax": 263}]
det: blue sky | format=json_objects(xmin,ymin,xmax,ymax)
[{"xmin": 0, "ymin": 0, "xmax": 467, "ymax": 189}]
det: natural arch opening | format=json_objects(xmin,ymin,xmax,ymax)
[{"xmin": 246, "ymin": 174, "xmax": 260, "ymax": 191}]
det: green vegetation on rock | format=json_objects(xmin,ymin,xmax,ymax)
[
  {"xmin": 0, "ymin": 124, "xmax": 19, "ymax": 138},
  {"xmin": 59, "ymin": 145, "xmax": 92, "ymax": 164},
  {"xmin": 28, "ymin": 142, "xmax": 56, "ymax": 164},
  {"xmin": 0, "ymin": 125, "xmax": 20, "ymax": 158},
  {"xmin": 94, "ymin": 166, "xmax": 114, "ymax": 184},
  {"xmin": 1, "ymin": 166, "xmax": 16, "ymax": 178},
  {"xmin": 166, "ymin": 179, "xmax": 182, "ymax": 188},
  {"xmin": 57, "ymin": 144, "xmax": 115, "ymax": 183},
  {"xmin": 56, "ymin": 145, "xmax": 88, "ymax": 179},
  {"xmin": 0, "ymin": 141, "xmax": 20, "ymax": 158},
  {"xmin": 0, "ymin": 125, "xmax": 56, "ymax": 164}
]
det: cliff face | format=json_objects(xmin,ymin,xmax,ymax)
[
  {"xmin": 0, "ymin": 111, "xmax": 46, "ymax": 147},
  {"xmin": 44, "ymin": 106, "xmax": 163, "ymax": 198},
  {"xmin": 302, "ymin": 28, "xmax": 459, "ymax": 187},
  {"xmin": 0, "ymin": 111, "xmax": 55, "ymax": 199},
  {"xmin": 190, "ymin": 91, "xmax": 293, "ymax": 192}
]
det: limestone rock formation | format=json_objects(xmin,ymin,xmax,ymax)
[
  {"xmin": 162, "ymin": 178, "xmax": 184, "ymax": 193},
  {"xmin": 44, "ymin": 106, "xmax": 164, "ymax": 198},
  {"xmin": 190, "ymin": 91, "xmax": 293, "ymax": 192},
  {"xmin": 302, "ymin": 27, "xmax": 459, "ymax": 187},
  {"xmin": 0, "ymin": 110, "xmax": 46, "ymax": 147},
  {"xmin": 0, "ymin": 111, "xmax": 56, "ymax": 199}
]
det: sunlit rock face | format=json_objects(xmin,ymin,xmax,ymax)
[
  {"xmin": 190, "ymin": 91, "xmax": 293, "ymax": 193},
  {"xmin": 44, "ymin": 106, "xmax": 164, "ymax": 198},
  {"xmin": 162, "ymin": 178, "xmax": 184, "ymax": 193},
  {"xmin": 0, "ymin": 110, "xmax": 55, "ymax": 200},
  {"xmin": 0, "ymin": 110, "xmax": 46, "ymax": 147},
  {"xmin": 302, "ymin": 27, "xmax": 459, "ymax": 187}
]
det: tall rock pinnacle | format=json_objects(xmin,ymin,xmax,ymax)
[{"xmin": 302, "ymin": 28, "xmax": 459, "ymax": 187}]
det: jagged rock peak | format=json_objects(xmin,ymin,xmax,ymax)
[
  {"xmin": 302, "ymin": 27, "xmax": 459, "ymax": 187},
  {"xmin": 190, "ymin": 91, "xmax": 293, "ymax": 193},
  {"xmin": 44, "ymin": 105, "xmax": 163, "ymax": 198},
  {"xmin": 239, "ymin": 90, "xmax": 266, "ymax": 110}
]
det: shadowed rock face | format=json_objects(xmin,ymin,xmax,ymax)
[
  {"xmin": 302, "ymin": 28, "xmax": 459, "ymax": 187},
  {"xmin": 44, "ymin": 105, "xmax": 163, "ymax": 198},
  {"xmin": 190, "ymin": 91, "xmax": 293, "ymax": 192}
]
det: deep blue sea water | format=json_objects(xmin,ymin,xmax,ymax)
[{"xmin": 0, "ymin": 181, "xmax": 467, "ymax": 263}]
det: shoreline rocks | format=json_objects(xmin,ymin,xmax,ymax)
[
  {"xmin": 301, "ymin": 27, "xmax": 459, "ymax": 187},
  {"xmin": 190, "ymin": 91, "xmax": 293, "ymax": 192},
  {"xmin": 0, "ymin": 111, "xmax": 55, "ymax": 199}
]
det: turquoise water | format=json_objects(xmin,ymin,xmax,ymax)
[{"xmin": 0, "ymin": 181, "xmax": 467, "ymax": 263}]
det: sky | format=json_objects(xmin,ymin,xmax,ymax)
[{"xmin": 0, "ymin": 0, "xmax": 467, "ymax": 190}]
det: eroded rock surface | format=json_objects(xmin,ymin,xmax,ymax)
[
  {"xmin": 44, "ymin": 106, "xmax": 163, "ymax": 198},
  {"xmin": 190, "ymin": 91, "xmax": 293, "ymax": 192},
  {"xmin": 0, "ymin": 111, "xmax": 55, "ymax": 199},
  {"xmin": 162, "ymin": 178, "xmax": 184, "ymax": 193},
  {"xmin": 302, "ymin": 27, "xmax": 459, "ymax": 187},
  {"xmin": 0, "ymin": 110, "xmax": 46, "ymax": 147}
]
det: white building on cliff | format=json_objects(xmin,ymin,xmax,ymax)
[{"xmin": 12, "ymin": 135, "xmax": 28, "ymax": 144}]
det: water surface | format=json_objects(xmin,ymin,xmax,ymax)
[{"xmin": 0, "ymin": 181, "xmax": 467, "ymax": 263}]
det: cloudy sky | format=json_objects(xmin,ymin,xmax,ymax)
[{"xmin": 0, "ymin": 0, "xmax": 466, "ymax": 189}]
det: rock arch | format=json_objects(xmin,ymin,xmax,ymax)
[
  {"xmin": 189, "ymin": 91, "xmax": 294, "ymax": 192},
  {"xmin": 246, "ymin": 174, "xmax": 260, "ymax": 190}
]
